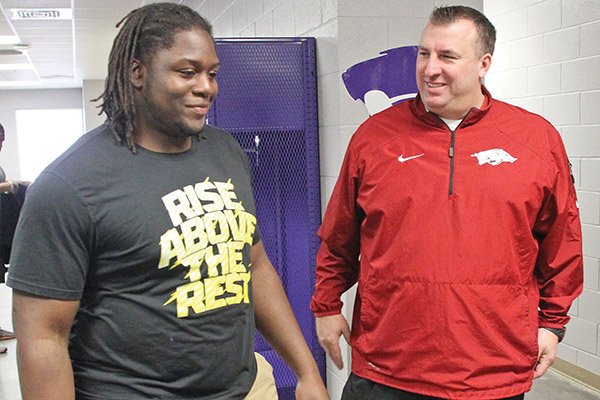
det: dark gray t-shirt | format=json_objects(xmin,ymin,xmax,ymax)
[{"xmin": 8, "ymin": 124, "xmax": 261, "ymax": 399}]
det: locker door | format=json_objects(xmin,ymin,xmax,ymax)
[{"xmin": 207, "ymin": 37, "xmax": 323, "ymax": 398}]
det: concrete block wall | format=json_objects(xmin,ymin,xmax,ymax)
[{"xmin": 485, "ymin": 0, "xmax": 600, "ymax": 377}]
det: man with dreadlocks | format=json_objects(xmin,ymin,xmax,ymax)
[{"xmin": 7, "ymin": 3, "xmax": 328, "ymax": 400}]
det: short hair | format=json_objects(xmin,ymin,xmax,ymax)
[
  {"xmin": 429, "ymin": 5, "xmax": 496, "ymax": 56},
  {"xmin": 94, "ymin": 3, "xmax": 213, "ymax": 153}
]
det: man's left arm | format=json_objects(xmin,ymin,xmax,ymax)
[
  {"xmin": 251, "ymin": 241, "xmax": 329, "ymax": 399},
  {"xmin": 533, "ymin": 130, "xmax": 584, "ymax": 378},
  {"xmin": 534, "ymin": 327, "xmax": 560, "ymax": 378}
]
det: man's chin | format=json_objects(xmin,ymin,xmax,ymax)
[
  {"xmin": 423, "ymin": 101, "xmax": 444, "ymax": 115},
  {"xmin": 180, "ymin": 120, "xmax": 207, "ymax": 137}
]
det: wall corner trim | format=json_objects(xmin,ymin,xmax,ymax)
[{"xmin": 551, "ymin": 358, "xmax": 600, "ymax": 394}]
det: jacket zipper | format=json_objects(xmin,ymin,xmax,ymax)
[{"xmin": 448, "ymin": 129, "xmax": 456, "ymax": 196}]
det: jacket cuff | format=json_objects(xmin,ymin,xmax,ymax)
[{"xmin": 310, "ymin": 297, "xmax": 343, "ymax": 317}]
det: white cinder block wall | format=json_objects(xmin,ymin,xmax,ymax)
[
  {"xmin": 485, "ymin": 0, "xmax": 600, "ymax": 377},
  {"xmin": 184, "ymin": 0, "xmax": 599, "ymax": 397}
]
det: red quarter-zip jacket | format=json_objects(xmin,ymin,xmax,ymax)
[{"xmin": 311, "ymin": 86, "xmax": 583, "ymax": 399}]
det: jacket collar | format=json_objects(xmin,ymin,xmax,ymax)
[{"xmin": 409, "ymin": 85, "xmax": 493, "ymax": 129}]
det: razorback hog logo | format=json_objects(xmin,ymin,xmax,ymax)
[{"xmin": 471, "ymin": 149, "xmax": 517, "ymax": 166}]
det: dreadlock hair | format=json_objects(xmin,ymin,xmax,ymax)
[
  {"xmin": 430, "ymin": 5, "xmax": 496, "ymax": 57},
  {"xmin": 94, "ymin": 3, "xmax": 213, "ymax": 153}
]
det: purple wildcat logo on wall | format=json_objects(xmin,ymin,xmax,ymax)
[{"xmin": 342, "ymin": 46, "xmax": 419, "ymax": 116}]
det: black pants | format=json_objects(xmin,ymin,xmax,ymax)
[
  {"xmin": 0, "ymin": 244, "xmax": 9, "ymax": 284},
  {"xmin": 341, "ymin": 373, "xmax": 525, "ymax": 400}
]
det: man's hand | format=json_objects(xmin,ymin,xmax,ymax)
[
  {"xmin": 295, "ymin": 375, "xmax": 330, "ymax": 400},
  {"xmin": 250, "ymin": 242, "xmax": 328, "ymax": 398},
  {"xmin": 534, "ymin": 328, "xmax": 560, "ymax": 379},
  {"xmin": 316, "ymin": 314, "xmax": 351, "ymax": 370}
]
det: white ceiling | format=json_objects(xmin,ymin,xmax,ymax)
[{"xmin": 0, "ymin": 0, "xmax": 183, "ymax": 90}]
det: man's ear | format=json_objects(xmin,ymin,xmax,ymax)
[
  {"xmin": 479, "ymin": 53, "xmax": 492, "ymax": 80},
  {"xmin": 130, "ymin": 59, "xmax": 145, "ymax": 89}
]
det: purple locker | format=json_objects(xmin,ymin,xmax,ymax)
[{"xmin": 207, "ymin": 37, "xmax": 323, "ymax": 398}]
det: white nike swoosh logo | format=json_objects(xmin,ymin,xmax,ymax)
[{"xmin": 398, "ymin": 153, "xmax": 424, "ymax": 163}]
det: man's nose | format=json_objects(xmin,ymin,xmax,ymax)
[
  {"xmin": 191, "ymin": 74, "xmax": 214, "ymax": 96},
  {"xmin": 423, "ymin": 56, "xmax": 442, "ymax": 77}
]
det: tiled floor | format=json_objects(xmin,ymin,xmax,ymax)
[
  {"xmin": 529, "ymin": 369, "xmax": 600, "ymax": 400},
  {"xmin": 0, "ymin": 283, "xmax": 599, "ymax": 399}
]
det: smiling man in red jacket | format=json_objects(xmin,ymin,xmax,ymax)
[{"xmin": 312, "ymin": 5, "xmax": 583, "ymax": 400}]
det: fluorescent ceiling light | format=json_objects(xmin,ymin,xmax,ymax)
[
  {"xmin": 0, "ymin": 63, "xmax": 34, "ymax": 71},
  {"xmin": 10, "ymin": 8, "xmax": 73, "ymax": 20},
  {"xmin": 0, "ymin": 35, "xmax": 21, "ymax": 45},
  {"xmin": 0, "ymin": 80, "xmax": 41, "ymax": 87}
]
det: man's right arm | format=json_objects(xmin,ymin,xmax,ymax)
[
  {"xmin": 311, "ymin": 134, "xmax": 362, "ymax": 370},
  {"xmin": 0, "ymin": 180, "xmax": 18, "ymax": 194},
  {"xmin": 13, "ymin": 290, "xmax": 80, "ymax": 400},
  {"xmin": 315, "ymin": 314, "xmax": 351, "ymax": 370}
]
